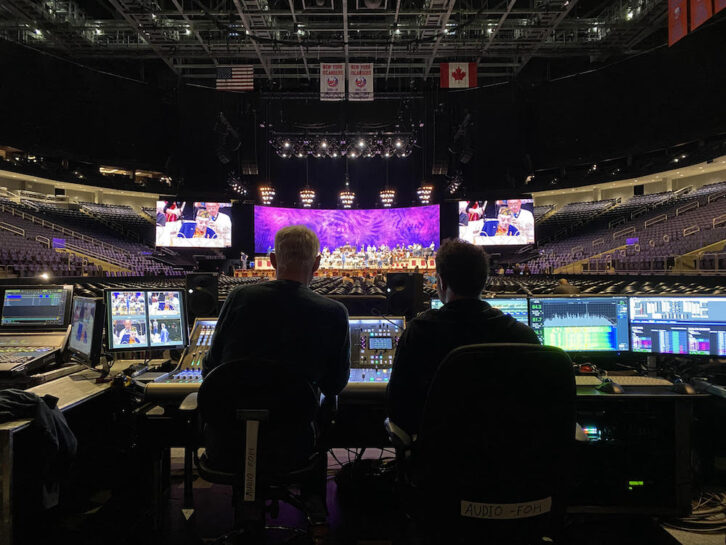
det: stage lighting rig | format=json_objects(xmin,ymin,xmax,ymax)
[{"xmin": 270, "ymin": 131, "xmax": 416, "ymax": 159}]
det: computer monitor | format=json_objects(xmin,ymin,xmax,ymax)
[
  {"xmin": 430, "ymin": 298, "xmax": 443, "ymax": 310},
  {"xmin": 105, "ymin": 289, "xmax": 188, "ymax": 352},
  {"xmin": 0, "ymin": 286, "xmax": 73, "ymax": 329},
  {"xmin": 529, "ymin": 296, "xmax": 630, "ymax": 352},
  {"xmin": 483, "ymin": 297, "xmax": 530, "ymax": 325},
  {"xmin": 68, "ymin": 297, "xmax": 105, "ymax": 367},
  {"xmin": 629, "ymin": 296, "xmax": 726, "ymax": 356}
]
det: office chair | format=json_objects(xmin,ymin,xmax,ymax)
[
  {"xmin": 386, "ymin": 343, "xmax": 576, "ymax": 545},
  {"xmin": 179, "ymin": 359, "xmax": 331, "ymax": 544}
]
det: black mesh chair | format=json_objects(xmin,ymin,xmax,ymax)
[
  {"xmin": 180, "ymin": 359, "xmax": 331, "ymax": 544},
  {"xmin": 386, "ymin": 343, "xmax": 576, "ymax": 545}
]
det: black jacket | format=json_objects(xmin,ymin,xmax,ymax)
[{"xmin": 387, "ymin": 299, "xmax": 540, "ymax": 436}]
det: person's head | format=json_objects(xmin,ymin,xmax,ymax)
[
  {"xmin": 161, "ymin": 323, "xmax": 166, "ymax": 330},
  {"xmin": 270, "ymin": 225, "xmax": 321, "ymax": 284},
  {"xmin": 508, "ymin": 199, "xmax": 522, "ymax": 214},
  {"xmin": 123, "ymin": 319, "xmax": 131, "ymax": 331},
  {"xmin": 435, "ymin": 239, "xmax": 489, "ymax": 303},
  {"xmin": 157, "ymin": 201, "xmax": 165, "ymax": 213},
  {"xmin": 559, "ymin": 278, "xmax": 569, "ymax": 286},
  {"xmin": 196, "ymin": 210, "xmax": 210, "ymax": 230},
  {"xmin": 205, "ymin": 202, "xmax": 220, "ymax": 217},
  {"xmin": 497, "ymin": 209, "xmax": 513, "ymax": 228}
]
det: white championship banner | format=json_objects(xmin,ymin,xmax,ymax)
[
  {"xmin": 321, "ymin": 63, "xmax": 345, "ymax": 101},
  {"xmin": 348, "ymin": 63, "xmax": 374, "ymax": 101}
]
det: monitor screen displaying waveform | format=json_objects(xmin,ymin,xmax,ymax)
[
  {"xmin": 529, "ymin": 296, "xmax": 630, "ymax": 352},
  {"xmin": 629, "ymin": 297, "xmax": 726, "ymax": 356},
  {"xmin": 483, "ymin": 297, "xmax": 530, "ymax": 324}
]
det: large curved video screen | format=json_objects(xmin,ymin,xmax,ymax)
[
  {"xmin": 459, "ymin": 199, "xmax": 535, "ymax": 246},
  {"xmin": 155, "ymin": 201, "xmax": 232, "ymax": 248},
  {"xmin": 254, "ymin": 205, "xmax": 440, "ymax": 254}
]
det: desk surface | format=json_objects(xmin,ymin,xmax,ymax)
[{"xmin": 0, "ymin": 369, "xmax": 116, "ymax": 433}]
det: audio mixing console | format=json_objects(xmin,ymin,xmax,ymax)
[
  {"xmin": 347, "ymin": 316, "xmax": 405, "ymax": 385},
  {"xmin": 144, "ymin": 318, "xmax": 216, "ymax": 400}
]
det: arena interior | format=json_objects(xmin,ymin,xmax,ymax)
[{"xmin": 0, "ymin": 1, "xmax": 725, "ymax": 544}]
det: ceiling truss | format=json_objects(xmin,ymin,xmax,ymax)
[{"xmin": 0, "ymin": 0, "xmax": 670, "ymax": 85}]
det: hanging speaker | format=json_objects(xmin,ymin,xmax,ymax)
[
  {"xmin": 185, "ymin": 272, "xmax": 219, "ymax": 321},
  {"xmin": 386, "ymin": 273, "xmax": 424, "ymax": 319}
]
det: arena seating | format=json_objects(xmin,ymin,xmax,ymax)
[
  {"xmin": 535, "ymin": 199, "xmax": 617, "ymax": 242},
  {"xmin": 0, "ymin": 197, "xmax": 181, "ymax": 277},
  {"xmin": 527, "ymin": 183, "xmax": 726, "ymax": 273},
  {"xmin": 533, "ymin": 204, "xmax": 554, "ymax": 224},
  {"xmin": 81, "ymin": 202, "xmax": 154, "ymax": 243}
]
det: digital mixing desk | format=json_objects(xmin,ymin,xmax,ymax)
[{"xmin": 143, "ymin": 318, "xmax": 215, "ymax": 400}]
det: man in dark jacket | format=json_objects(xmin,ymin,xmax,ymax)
[{"xmin": 387, "ymin": 239, "xmax": 539, "ymax": 436}]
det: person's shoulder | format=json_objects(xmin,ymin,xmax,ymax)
[{"xmin": 305, "ymin": 290, "xmax": 349, "ymax": 316}]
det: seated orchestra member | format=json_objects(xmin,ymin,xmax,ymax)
[
  {"xmin": 202, "ymin": 225, "xmax": 350, "ymax": 468},
  {"xmin": 387, "ymin": 239, "xmax": 539, "ymax": 437}
]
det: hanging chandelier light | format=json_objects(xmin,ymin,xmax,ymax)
[
  {"xmin": 339, "ymin": 162, "xmax": 355, "ymax": 209},
  {"xmin": 380, "ymin": 187, "xmax": 396, "ymax": 207},
  {"xmin": 259, "ymin": 184, "xmax": 275, "ymax": 205},
  {"xmin": 299, "ymin": 186, "xmax": 316, "ymax": 208},
  {"xmin": 417, "ymin": 184, "xmax": 434, "ymax": 205}
]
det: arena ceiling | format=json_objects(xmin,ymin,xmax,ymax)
[{"xmin": 0, "ymin": 0, "xmax": 669, "ymax": 88}]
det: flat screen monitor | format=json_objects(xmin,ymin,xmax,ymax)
[
  {"xmin": 105, "ymin": 289, "xmax": 188, "ymax": 351},
  {"xmin": 458, "ymin": 199, "xmax": 535, "ymax": 246},
  {"xmin": 253, "ymin": 205, "xmax": 440, "ymax": 260},
  {"xmin": 155, "ymin": 201, "xmax": 232, "ymax": 248},
  {"xmin": 430, "ymin": 298, "xmax": 443, "ymax": 310},
  {"xmin": 529, "ymin": 296, "xmax": 630, "ymax": 352},
  {"xmin": 1, "ymin": 286, "xmax": 72, "ymax": 328},
  {"xmin": 483, "ymin": 297, "xmax": 530, "ymax": 325},
  {"xmin": 629, "ymin": 297, "xmax": 726, "ymax": 356},
  {"xmin": 68, "ymin": 297, "xmax": 105, "ymax": 366}
]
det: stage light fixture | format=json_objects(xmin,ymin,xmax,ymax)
[
  {"xmin": 380, "ymin": 188, "xmax": 396, "ymax": 207},
  {"xmin": 417, "ymin": 184, "xmax": 433, "ymax": 204},
  {"xmin": 259, "ymin": 184, "xmax": 276, "ymax": 205},
  {"xmin": 339, "ymin": 189, "xmax": 355, "ymax": 208},
  {"xmin": 300, "ymin": 186, "xmax": 316, "ymax": 208}
]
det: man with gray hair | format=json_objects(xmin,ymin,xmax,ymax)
[{"xmin": 203, "ymin": 225, "xmax": 350, "ymax": 395}]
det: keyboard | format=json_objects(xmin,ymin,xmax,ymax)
[{"xmin": 575, "ymin": 376, "xmax": 673, "ymax": 387}]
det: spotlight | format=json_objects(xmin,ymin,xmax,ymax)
[
  {"xmin": 321, "ymin": 141, "xmax": 328, "ymax": 148},
  {"xmin": 284, "ymin": 141, "xmax": 291, "ymax": 148},
  {"xmin": 395, "ymin": 140, "xmax": 402, "ymax": 148},
  {"xmin": 358, "ymin": 140, "xmax": 365, "ymax": 148}
]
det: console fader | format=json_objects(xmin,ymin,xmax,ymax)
[{"xmin": 144, "ymin": 318, "xmax": 217, "ymax": 400}]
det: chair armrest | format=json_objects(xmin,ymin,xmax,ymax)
[
  {"xmin": 179, "ymin": 392, "xmax": 198, "ymax": 413},
  {"xmin": 384, "ymin": 417, "xmax": 413, "ymax": 450}
]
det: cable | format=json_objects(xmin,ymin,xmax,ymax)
[{"xmin": 664, "ymin": 490, "xmax": 726, "ymax": 534}]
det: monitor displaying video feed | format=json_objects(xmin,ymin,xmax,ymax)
[
  {"xmin": 1, "ymin": 286, "xmax": 72, "ymax": 328},
  {"xmin": 253, "ymin": 205, "xmax": 440, "ymax": 265},
  {"xmin": 68, "ymin": 297, "xmax": 105, "ymax": 366},
  {"xmin": 529, "ymin": 296, "xmax": 630, "ymax": 352},
  {"xmin": 106, "ymin": 289, "xmax": 188, "ymax": 351},
  {"xmin": 147, "ymin": 291, "xmax": 187, "ymax": 348},
  {"xmin": 155, "ymin": 201, "xmax": 232, "ymax": 248},
  {"xmin": 431, "ymin": 298, "xmax": 443, "ymax": 310},
  {"xmin": 107, "ymin": 291, "xmax": 149, "ymax": 350},
  {"xmin": 483, "ymin": 297, "xmax": 530, "ymax": 325},
  {"xmin": 629, "ymin": 297, "xmax": 726, "ymax": 356},
  {"xmin": 458, "ymin": 199, "xmax": 535, "ymax": 246}
]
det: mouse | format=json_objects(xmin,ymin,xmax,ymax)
[
  {"xmin": 597, "ymin": 379, "xmax": 624, "ymax": 394},
  {"xmin": 672, "ymin": 382, "xmax": 696, "ymax": 395}
]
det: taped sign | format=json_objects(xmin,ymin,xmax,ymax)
[{"xmin": 461, "ymin": 496, "xmax": 551, "ymax": 520}]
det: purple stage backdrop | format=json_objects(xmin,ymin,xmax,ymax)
[{"xmin": 254, "ymin": 205, "xmax": 440, "ymax": 254}]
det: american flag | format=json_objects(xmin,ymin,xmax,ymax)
[{"xmin": 216, "ymin": 65, "xmax": 254, "ymax": 91}]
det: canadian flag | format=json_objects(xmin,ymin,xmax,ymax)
[{"xmin": 440, "ymin": 62, "xmax": 477, "ymax": 89}]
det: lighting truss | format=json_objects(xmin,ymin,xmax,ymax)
[{"xmin": 271, "ymin": 131, "xmax": 416, "ymax": 159}]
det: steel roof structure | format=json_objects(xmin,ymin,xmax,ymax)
[{"xmin": 1, "ymin": 0, "xmax": 669, "ymax": 87}]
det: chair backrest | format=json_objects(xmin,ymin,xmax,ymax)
[
  {"xmin": 198, "ymin": 359, "xmax": 319, "ymax": 475},
  {"xmin": 415, "ymin": 343, "xmax": 575, "ymax": 535}
]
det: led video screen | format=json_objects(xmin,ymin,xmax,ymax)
[
  {"xmin": 155, "ymin": 201, "xmax": 232, "ymax": 248},
  {"xmin": 254, "ymin": 205, "xmax": 440, "ymax": 255},
  {"xmin": 458, "ymin": 199, "xmax": 535, "ymax": 246}
]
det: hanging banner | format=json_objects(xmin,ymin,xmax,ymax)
[
  {"xmin": 691, "ymin": 0, "xmax": 714, "ymax": 29},
  {"xmin": 320, "ymin": 63, "xmax": 345, "ymax": 101},
  {"xmin": 440, "ymin": 63, "xmax": 478, "ymax": 88},
  {"xmin": 668, "ymin": 0, "xmax": 688, "ymax": 46},
  {"xmin": 348, "ymin": 63, "xmax": 374, "ymax": 101},
  {"xmin": 716, "ymin": 0, "xmax": 726, "ymax": 13}
]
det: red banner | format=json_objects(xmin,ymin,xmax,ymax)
[
  {"xmin": 691, "ymin": 0, "xmax": 713, "ymax": 29},
  {"xmin": 668, "ymin": 0, "xmax": 688, "ymax": 46},
  {"xmin": 714, "ymin": 0, "xmax": 725, "ymax": 13}
]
